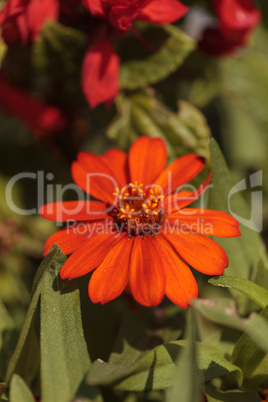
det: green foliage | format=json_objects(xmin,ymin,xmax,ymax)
[
  {"xmin": 209, "ymin": 276, "xmax": 268, "ymax": 309},
  {"xmin": 120, "ymin": 25, "xmax": 196, "ymax": 90},
  {"xmin": 108, "ymin": 90, "xmax": 210, "ymax": 159},
  {"xmin": 9, "ymin": 375, "xmax": 35, "ymax": 402},
  {"xmin": 208, "ymin": 139, "xmax": 268, "ymax": 313},
  {"xmin": 40, "ymin": 247, "xmax": 91, "ymax": 402},
  {"xmin": 193, "ymin": 300, "xmax": 268, "ymax": 354},
  {"xmin": 166, "ymin": 309, "xmax": 201, "ymax": 402},
  {"xmin": 1, "ymin": 2, "xmax": 268, "ymax": 401},
  {"xmin": 0, "ymin": 34, "xmax": 7, "ymax": 68},
  {"xmin": 86, "ymin": 340, "xmax": 242, "ymax": 391}
]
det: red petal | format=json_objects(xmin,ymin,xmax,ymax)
[
  {"xmin": 213, "ymin": 0, "xmax": 261, "ymax": 33},
  {"xmin": 155, "ymin": 153, "xmax": 205, "ymax": 195},
  {"xmin": 156, "ymin": 233, "xmax": 198, "ymax": 308},
  {"xmin": 102, "ymin": 148, "xmax": 129, "ymax": 188},
  {"xmin": 71, "ymin": 153, "xmax": 119, "ymax": 204},
  {"xmin": 43, "ymin": 220, "xmax": 105, "ymax": 255},
  {"xmin": 39, "ymin": 201, "xmax": 110, "ymax": 222},
  {"xmin": 167, "ymin": 209, "xmax": 241, "ymax": 238},
  {"xmin": 130, "ymin": 236, "xmax": 166, "ymax": 306},
  {"xmin": 129, "ymin": 136, "xmax": 167, "ymax": 187},
  {"xmin": 164, "ymin": 172, "xmax": 212, "ymax": 213},
  {"xmin": 81, "ymin": 38, "xmax": 120, "ymax": 108},
  {"xmin": 26, "ymin": 0, "xmax": 59, "ymax": 40},
  {"xmin": 88, "ymin": 234, "xmax": 132, "ymax": 304},
  {"xmin": 108, "ymin": 6, "xmax": 137, "ymax": 31},
  {"xmin": 165, "ymin": 232, "xmax": 229, "ymax": 275},
  {"xmin": 138, "ymin": 0, "xmax": 189, "ymax": 24},
  {"xmin": 82, "ymin": 0, "xmax": 106, "ymax": 18},
  {"xmin": 60, "ymin": 232, "xmax": 120, "ymax": 279},
  {"xmin": 0, "ymin": 75, "xmax": 66, "ymax": 133},
  {"xmin": 0, "ymin": 0, "xmax": 26, "ymax": 24}
]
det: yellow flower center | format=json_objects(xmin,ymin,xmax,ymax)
[{"xmin": 112, "ymin": 181, "xmax": 164, "ymax": 236}]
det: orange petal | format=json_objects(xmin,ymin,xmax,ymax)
[
  {"xmin": 129, "ymin": 136, "xmax": 167, "ymax": 186},
  {"xmin": 88, "ymin": 234, "xmax": 132, "ymax": 304},
  {"xmin": 71, "ymin": 152, "xmax": 119, "ymax": 204},
  {"xmin": 164, "ymin": 172, "xmax": 211, "ymax": 212},
  {"xmin": 156, "ymin": 233, "xmax": 198, "ymax": 308},
  {"xmin": 165, "ymin": 232, "xmax": 228, "ymax": 275},
  {"xmin": 43, "ymin": 220, "xmax": 106, "ymax": 256},
  {"xmin": 167, "ymin": 209, "xmax": 240, "ymax": 238},
  {"xmin": 155, "ymin": 153, "xmax": 205, "ymax": 195},
  {"xmin": 60, "ymin": 232, "xmax": 120, "ymax": 279},
  {"xmin": 102, "ymin": 148, "xmax": 129, "ymax": 188},
  {"xmin": 130, "ymin": 235, "xmax": 166, "ymax": 306},
  {"xmin": 39, "ymin": 200, "xmax": 110, "ymax": 222}
]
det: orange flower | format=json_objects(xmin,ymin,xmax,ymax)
[{"xmin": 39, "ymin": 136, "xmax": 240, "ymax": 307}]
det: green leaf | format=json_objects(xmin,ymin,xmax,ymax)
[
  {"xmin": 5, "ymin": 246, "xmax": 63, "ymax": 384},
  {"xmin": 193, "ymin": 299, "xmax": 268, "ymax": 354},
  {"xmin": 208, "ymin": 139, "xmax": 268, "ymax": 312},
  {"xmin": 0, "ymin": 34, "xmax": 7, "ymax": 68},
  {"xmin": 33, "ymin": 20, "xmax": 86, "ymax": 102},
  {"xmin": 9, "ymin": 374, "xmax": 35, "ymax": 402},
  {"xmin": 86, "ymin": 340, "xmax": 242, "ymax": 391},
  {"xmin": 120, "ymin": 25, "xmax": 195, "ymax": 90},
  {"xmin": 209, "ymin": 276, "xmax": 268, "ymax": 309},
  {"xmin": 0, "ymin": 302, "xmax": 16, "ymax": 381},
  {"xmin": 166, "ymin": 309, "xmax": 201, "ymax": 402},
  {"xmin": 109, "ymin": 312, "xmax": 182, "ymax": 366},
  {"xmin": 34, "ymin": 20, "xmax": 86, "ymax": 71},
  {"xmin": 108, "ymin": 90, "xmax": 211, "ymax": 160},
  {"xmin": 40, "ymin": 247, "xmax": 91, "ymax": 402},
  {"xmin": 231, "ymin": 307, "xmax": 268, "ymax": 380},
  {"xmin": 205, "ymin": 385, "xmax": 262, "ymax": 402}
]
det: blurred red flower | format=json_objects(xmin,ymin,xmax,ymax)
[
  {"xmin": 0, "ymin": 0, "xmax": 59, "ymax": 43},
  {"xmin": 40, "ymin": 136, "xmax": 240, "ymax": 307},
  {"xmin": 0, "ymin": 75, "xmax": 66, "ymax": 137},
  {"xmin": 200, "ymin": 0, "xmax": 261, "ymax": 56},
  {"xmin": 83, "ymin": 0, "xmax": 189, "ymax": 31},
  {"xmin": 81, "ymin": 0, "xmax": 189, "ymax": 108},
  {"xmin": 213, "ymin": 0, "xmax": 261, "ymax": 44}
]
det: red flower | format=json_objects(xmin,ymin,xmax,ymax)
[
  {"xmin": 0, "ymin": 0, "xmax": 59, "ymax": 43},
  {"xmin": 81, "ymin": 0, "xmax": 189, "ymax": 108},
  {"xmin": 0, "ymin": 75, "xmax": 66, "ymax": 137},
  {"xmin": 83, "ymin": 0, "xmax": 189, "ymax": 31},
  {"xmin": 200, "ymin": 0, "xmax": 261, "ymax": 56},
  {"xmin": 213, "ymin": 0, "xmax": 261, "ymax": 44},
  {"xmin": 40, "ymin": 136, "xmax": 240, "ymax": 307}
]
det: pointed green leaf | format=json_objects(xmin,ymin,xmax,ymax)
[
  {"xmin": 209, "ymin": 276, "xmax": 268, "ymax": 308},
  {"xmin": 231, "ymin": 307, "xmax": 268, "ymax": 379},
  {"xmin": 209, "ymin": 138, "xmax": 264, "ymax": 280},
  {"xmin": 5, "ymin": 246, "xmax": 63, "ymax": 384},
  {"xmin": 205, "ymin": 385, "xmax": 261, "ymax": 402},
  {"xmin": 120, "ymin": 25, "xmax": 195, "ymax": 90},
  {"xmin": 167, "ymin": 309, "xmax": 201, "ymax": 402},
  {"xmin": 193, "ymin": 299, "xmax": 268, "ymax": 353},
  {"xmin": 87, "ymin": 340, "xmax": 242, "ymax": 391},
  {"xmin": 40, "ymin": 246, "xmax": 91, "ymax": 402},
  {"xmin": 10, "ymin": 374, "xmax": 35, "ymax": 402}
]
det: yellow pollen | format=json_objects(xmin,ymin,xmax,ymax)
[{"xmin": 112, "ymin": 181, "xmax": 164, "ymax": 236}]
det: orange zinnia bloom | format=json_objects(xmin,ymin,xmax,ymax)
[{"xmin": 40, "ymin": 136, "xmax": 240, "ymax": 307}]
